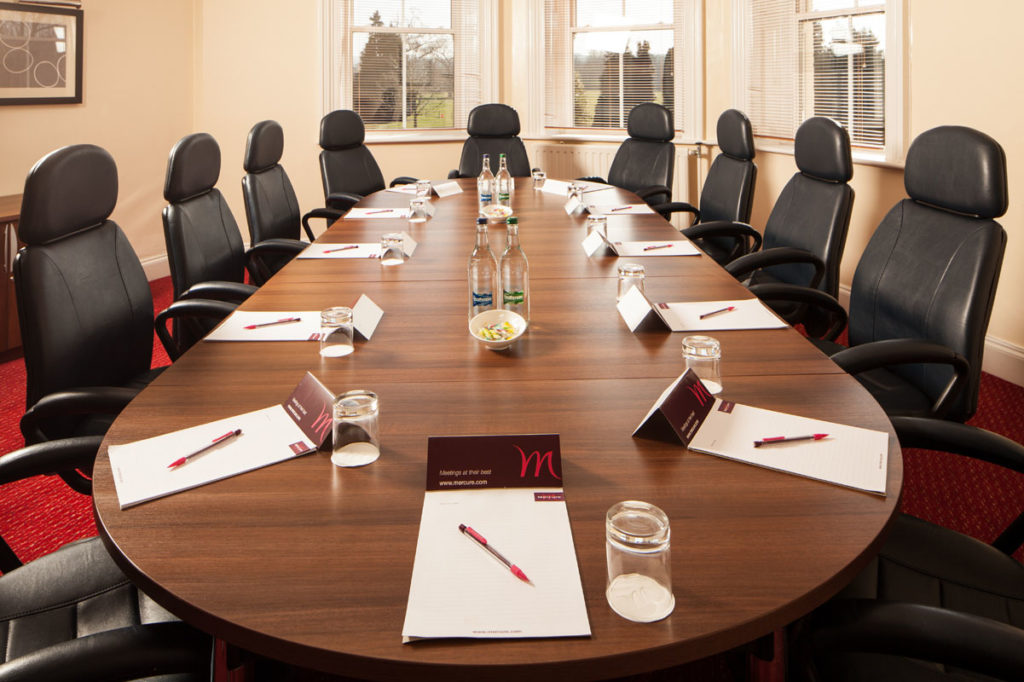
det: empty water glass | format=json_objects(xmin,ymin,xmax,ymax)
[
  {"xmin": 606, "ymin": 500, "xmax": 675, "ymax": 623},
  {"xmin": 380, "ymin": 232, "xmax": 405, "ymax": 266},
  {"xmin": 617, "ymin": 263, "xmax": 646, "ymax": 301},
  {"xmin": 532, "ymin": 169, "xmax": 546, "ymax": 188},
  {"xmin": 332, "ymin": 390, "xmax": 380, "ymax": 467},
  {"xmin": 682, "ymin": 335, "xmax": 723, "ymax": 394},
  {"xmin": 408, "ymin": 197, "xmax": 430, "ymax": 223},
  {"xmin": 415, "ymin": 179, "xmax": 433, "ymax": 198},
  {"xmin": 320, "ymin": 307, "xmax": 354, "ymax": 357},
  {"xmin": 586, "ymin": 215, "xmax": 608, "ymax": 236}
]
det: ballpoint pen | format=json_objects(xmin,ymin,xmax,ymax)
[
  {"xmin": 643, "ymin": 244, "xmax": 673, "ymax": 251},
  {"xmin": 699, "ymin": 305, "xmax": 735, "ymax": 319},
  {"xmin": 323, "ymin": 245, "xmax": 358, "ymax": 253},
  {"xmin": 459, "ymin": 524, "xmax": 533, "ymax": 585},
  {"xmin": 610, "ymin": 205, "xmax": 632, "ymax": 212},
  {"xmin": 243, "ymin": 317, "xmax": 302, "ymax": 329},
  {"xmin": 366, "ymin": 209, "xmax": 393, "ymax": 215},
  {"xmin": 167, "ymin": 428, "xmax": 242, "ymax": 469},
  {"xmin": 754, "ymin": 433, "xmax": 829, "ymax": 448}
]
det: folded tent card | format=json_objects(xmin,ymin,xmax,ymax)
[
  {"xmin": 402, "ymin": 433, "xmax": 590, "ymax": 642},
  {"xmin": 386, "ymin": 180, "xmax": 462, "ymax": 197},
  {"xmin": 203, "ymin": 294, "xmax": 384, "ymax": 342},
  {"xmin": 297, "ymin": 232, "xmax": 418, "ymax": 260},
  {"xmin": 616, "ymin": 286, "xmax": 788, "ymax": 333},
  {"xmin": 107, "ymin": 372, "xmax": 335, "ymax": 509},
  {"xmin": 633, "ymin": 370, "xmax": 889, "ymax": 495}
]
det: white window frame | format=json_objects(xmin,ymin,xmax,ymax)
[
  {"xmin": 528, "ymin": 0, "xmax": 703, "ymax": 143},
  {"xmin": 322, "ymin": 0, "xmax": 498, "ymax": 143},
  {"xmin": 732, "ymin": 0, "xmax": 904, "ymax": 164}
]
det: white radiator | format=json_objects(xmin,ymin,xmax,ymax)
[{"xmin": 534, "ymin": 144, "xmax": 692, "ymax": 228}]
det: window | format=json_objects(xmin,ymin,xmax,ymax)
[
  {"xmin": 735, "ymin": 0, "xmax": 901, "ymax": 157},
  {"xmin": 543, "ymin": 0, "xmax": 699, "ymax": 136},
  {"xmin": 326, "ymin": 0, "xmax": 493, "ymax": 133}
]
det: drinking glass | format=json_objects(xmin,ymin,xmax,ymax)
[
  {"xmin": 415, "ymin": 179, "xmax": 433, "ymax": 198},
  {"xmin": 380, "ymin": 232, "xmax": 406, "ymax": 266},
  {"xmin": 606, "ymin": 500, "xmax": 675, "ymax": 623},
  {"xmin": 586, "ymin": 215, "xmax": 608, "ymax": 236},
  {"xmin": 408, "ymin": 197, "xmax": 430, "ymax": 224},
  {"xmin": 567, "ymin": 181, "xmax": 585, "ymax": 201},
  {"xmin": 319, "ymin": 307, "xmax": 354, "ymax": 357},
  {"xmin": 682, "ymin": 335, "xmax": 723, "ymax": 394},
  {"xmin": 616, "ymin": 263, "xmax": 646, "ymax": 301},
  {"xmin": 531, "ymin": 169, "xmax": 547, "ymax": 188},
  {"xmin": 331, "ymin": 390, "xmax": 380, "ymax": 467}
]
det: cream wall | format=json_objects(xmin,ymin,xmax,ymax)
[{"xmin": 0, "ymin": 1, "xmax": 194, "ymax": 265}]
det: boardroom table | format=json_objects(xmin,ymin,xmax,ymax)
[{"xmin": 93, "ymin": 179, "xmax": 902, "ymax": 681}]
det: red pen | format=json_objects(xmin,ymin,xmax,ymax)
[
  {"xmin": 643, "ymin": 243, "xmax": 673, "ymax": 251},
  {"xmin": 243, "ymin": 317, "xmax": 301, "ymax": 329},
  {"xmin": 699, "ymin": 305, "xmax": 735, "ymax": 319},
  {"xmin": 459, "ymin": 524, "xmax": 533, "ymax": 585},
  {"xmin": 754, "ymin": 433, "xmax": 829, "ymax": 448},
  {"xmin": 323, "ymin": 245, "xmax": 358, "ymax": 253},
  {"xmin": 167, "ymin": 428, "xmax": 242, "ymax": 469},
  {"xmin": 366, "ymin": 209, "xmax": 393, "ymax": 215},
  {"xmin": 610, "ymin": 205, "xmax": 632, "ymax": 212}
]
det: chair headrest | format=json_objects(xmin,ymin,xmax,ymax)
[
  {"xmin": 320, "ymin": 110, "xmax": 365, "ymax": 150},
  {"xmin": 164, "ymin": 133, "xmax": 221, "ymax": 203},
  {"xmin": 905, "ymin": 125, "xmax": 1008, "ymax": 219},
  {"xmin": 466, "ymin": 104, "xmax": 521, "ymax": 137},
  {"xmin": 717, "ymin": 109, "xmax": 754, "ymax": 161},
  {"xmin": 627, "ymin": 103, "xmax": 674, "ymax": 142},
  {"xmin": 794, "ymin": 117, "xmax": 853, "ymax": 183},
  {"xmin": 244, "ymin": 120, "xmax": 284, "ymax": 173},
  {"xmin": 19, "ymin": 144, "xmax": 118, "ymax": 246}
]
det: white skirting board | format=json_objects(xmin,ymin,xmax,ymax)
[
  {"xmin": 837, "ymin": 285, "xmax": 1024, "ymax": 388},
  {"xmin": 141, "ymin": 254, "xmax": 170, "ymax": 282}
]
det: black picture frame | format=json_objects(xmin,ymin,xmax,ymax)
[{"xmin": 0, "ymin": 2, "xmax": 83, "ymax": 105}]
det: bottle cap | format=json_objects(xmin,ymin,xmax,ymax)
[
  {"xmin": 507, "ymin": 216, "xmax": 518, "ymax": 225},
  {"xmin": 476, "ymin": 217, "xmax": 487, "ymax": 225}
]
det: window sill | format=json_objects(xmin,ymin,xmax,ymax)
[
  {"xmin": 365, "ymin": 130, "xmax": 467, "ymax": 144},
  {"xmin": 754, "ymin": 140, "xmax": 904, "ymax": 170}
]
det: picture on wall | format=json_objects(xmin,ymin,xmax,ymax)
[{"xmin": 0, "ymin": 2, "xmax": 82, "ymax": 104}]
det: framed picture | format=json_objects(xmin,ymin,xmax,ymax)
[{"xmin": 0, "ymin": 2, "xmax": 82, "ymax": 105}]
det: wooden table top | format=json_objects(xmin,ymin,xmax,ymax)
[{"xmin": 93, "ymin": 179, "xmax": 901, "ymax": 681}]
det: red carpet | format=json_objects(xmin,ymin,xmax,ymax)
[{"xmin": 1, "ymin": 277, "xmax": 1023, "ymax": 569}]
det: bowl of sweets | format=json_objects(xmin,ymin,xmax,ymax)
[{"xmin": 468, "ymin": 309, "xmax": 526, "ymax": 351}]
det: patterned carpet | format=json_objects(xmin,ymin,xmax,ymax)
[{"xmin": 1, "ymin": 277, "xmax": 1022, "ymax": 567}]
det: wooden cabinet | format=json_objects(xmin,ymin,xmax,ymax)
[{"xmin": 1, "ymin": 194, "xmax": 22, "ymax": 353}]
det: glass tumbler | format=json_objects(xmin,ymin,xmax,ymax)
[
  {"xmin": 532, "ymin": 169, "xmax": 547, "ymax": 188},
  {"xmin": 380, "ymin": 232, "xmax": 406, "ymax": 266},
  {"xmin": 331, "ymin": 390, "xmax": 380, "ymax": 467},
  {"xmin": 415, "ymin": 179, "xmax": 433, "ymax": 198},
  {"xmin": 586, "ymin": 215, "xmax": 608, "ymax": 236},
  {"xmin": 319, "ymin": 306, "xmax": 354, "ymax": 357},
  {"xmin": 616, "ymin": 263, "xmax": 646, "ymax": 301},
  {"xmin": 408, "ymin": 197, "xmax": 430, "ymax": 224},
  {"xmin": 606, "ymin": 500, "xmax": 675, "ymax": 623},
  {"xmin": 682, "ymin": 335, "xmax": 723, "ymax": 394},
  {"xmin": 568, "ymin": 181, "xmax": 585, "ymax": 202}
]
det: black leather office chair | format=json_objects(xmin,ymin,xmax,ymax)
[
  {"xmin": 317, "ymin": 110, "xmax": 417, "ymax": 212},
  {"xmin": 15, "ymin": 144, "xmax": 227, "ymax": 448},
  {"xmin": 790, "ymin": 417, "xmax": 1024, "ymax": 682},
  {"xmin": 448, "ymin": 103, "xmax": 533, "ymax": 178},
  {"xmin": 241, "ymin": 120, "xmax": 343, "ymax": 270},
  {"xmin": 676, "ymin": 109, "xmax": 758, "ymax": 264},
  {"xmin": 723, "ymin": 117, "xmax": 854, "ymax": 335},
  {"xmin": 0, "ymin": 437, "xmax": 213, "ymax": 681},
  {"xmin": 578, "ymin": 102, "xmax": 675, "ymax": 208},
  {"xmin": 751, "ymin": 125, "xmax": 1007, "ymax": 422}
]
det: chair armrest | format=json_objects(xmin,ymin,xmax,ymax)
[
  {"xmin": 830, "ymin": 339, "xmax": 970, "ymax": 419},
  {"xmin": 326, "ymin": 191, "xmax": 363, "ymax": 211},
  {"xmin": 633, "ymin": 184, "xmax": 672, "ymax": 204},
  {"xmin": 0, "ymin": 436, "xmax": 103, "ymax": 487},
  {"xmin": 807, "ymin": 599, "xmax": 1024, "ymax": 681},
  {"xmin": 301, "ymin": 208, "xmax": 345, "ymax": 241},
  {"xmin": 891, "ymin": 416, "xmax": 1024, "ymax": 554},
  {"xmin": 178, "ymin": 280, "xmax": 256, "ymax": 303},
  {"xmin": 726, "ymin": 247, "xmax": 826, "ymax": 290},
  {"xmin": 390, "ymin": 176, "xmax": 419, "ymax": 186},
  {"xmin": 20, "ymin": 388, "xmax": 140, "ymax": 448},
  {"xmin": 0, "ymin": 621, "xmax": 212, "ymax": 682},
  {"xmin": 447, "ymin": 169, "xmax": 462, "ymax": 179},
  {"xmin": 746, "ymin": 283, "xmax": 848, "ymax": 341},
  {"xmin": 155, "ymin": 299, "xmax": 238, "ymax": 362},
  {"xmin": 576, "ymin": 176, "xmax": 606, "ymax": 184},
  {"xmin": 650, "ymin": 201, "xmax": 700, "ymax": 224},
  {"xmin": 245, "ymin": 238, "xmax": 309, "ymax": 285}
]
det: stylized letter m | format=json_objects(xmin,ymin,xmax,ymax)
[{"xmin": 516, "ymin": 445, "xmax": 561, "ymax": 480}]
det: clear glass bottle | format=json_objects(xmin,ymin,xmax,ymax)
[
  {"xmin": 477, "ymin": 154, "xmax": 494, "ymax": 213},
  {"xmin": 468, "ymin": 217, "xmax": 499, "ymax": 319},
  {"xmin": 495, "ymin": 153, "xmax": 512, "ymax": 207},
  {"xmin": 500, "ymin": 217, "xmax": 530, "ymax": 322}
]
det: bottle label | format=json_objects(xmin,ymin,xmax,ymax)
[
  {"xmin": 503, "ymin": 289, "xmax": 524, "ymax": 305},
  {"xmin": 498, "ymin": 192, "xmax": 509, "ymax": 203},
  {"xmin": 472, "ymin": 291, "xmax": 494, "ymax": 308}
]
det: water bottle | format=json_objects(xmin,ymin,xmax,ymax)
[
  {"xmin": 500, "ymin": 217, "xmax": 530, "ymax": 322},
  {"xmin": 468, "ymin": 217, "xmax": 499, "ymax": 319},
  {"xmin": 495, "ymin": 153, "xmax": 512, "ymax": 207},
  {"xmin": 477, "ymin": 154, "xmax": 494, "ymax": 213}
]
